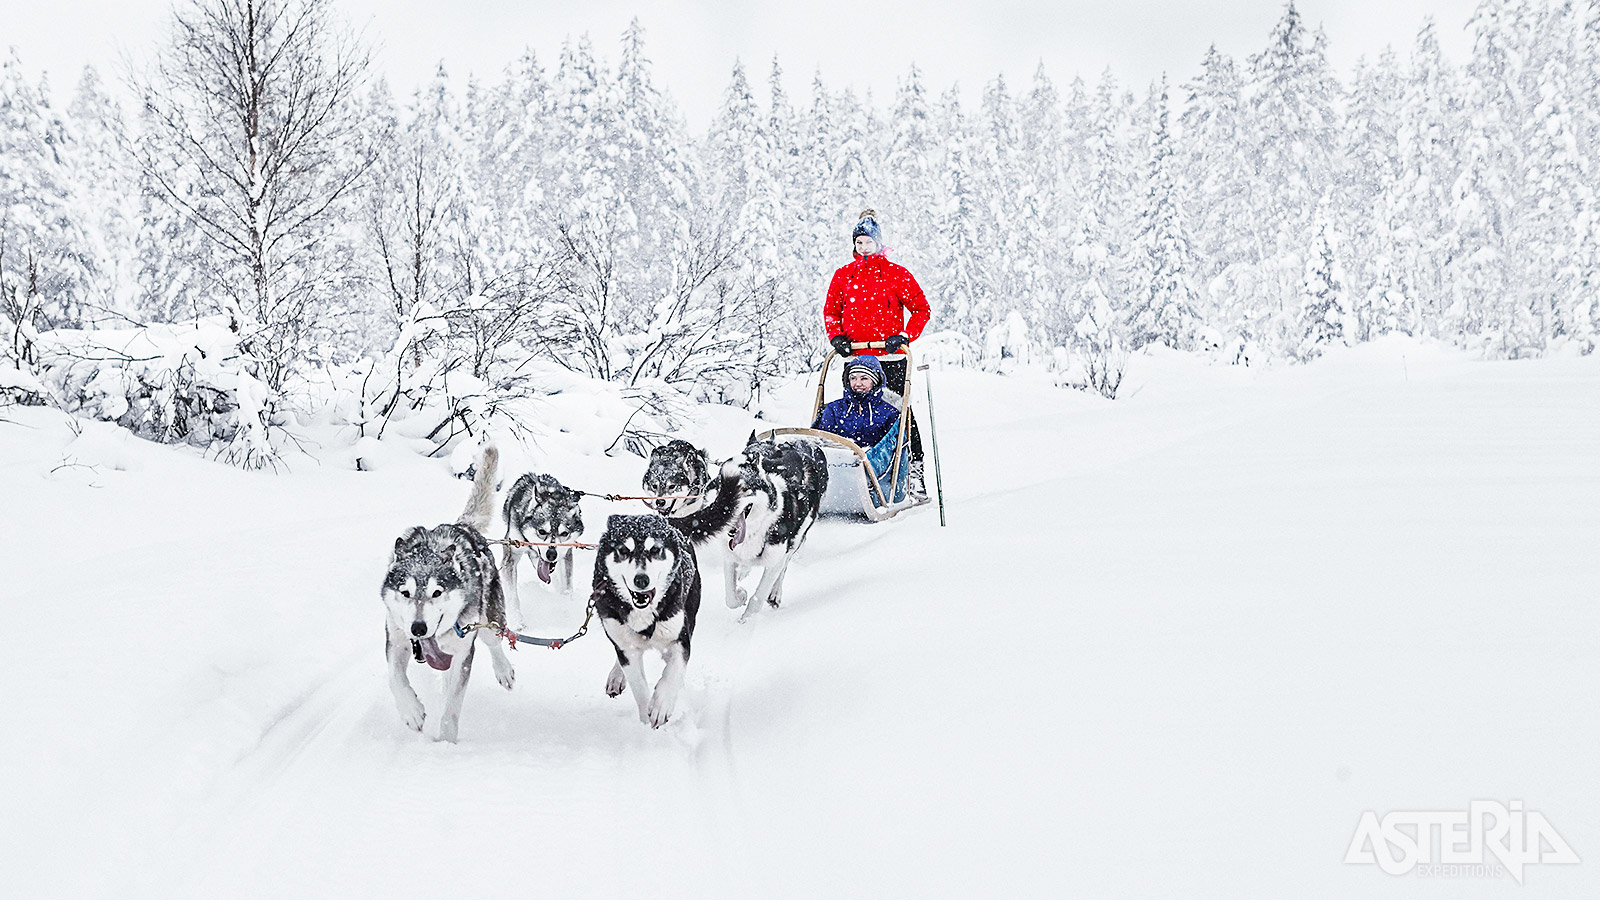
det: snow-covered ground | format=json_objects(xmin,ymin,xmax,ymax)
[{"xmin": 4, "ymin": 337, "xmax": 1596, "ymax": 898}]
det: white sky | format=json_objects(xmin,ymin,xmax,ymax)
[{"xmin": 10, "ymin": 0, "xmax": 1479, "ymax": 128}]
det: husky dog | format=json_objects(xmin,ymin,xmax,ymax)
[
  {"xmin": 718, "ymin": 434, "xmax": 829, "ymax": 621},
  {"xmin": 645, "ymin": 439, "xmax": 749, "ymax": 609},
  {"xmin": 641, "ymin": 439, "xmax": 713, "ymax": 517},
  {"xmin": 380, "ymin": 445, "xmax": 515, "ymax": 742},
  {"xmin": 657, "ymin": 434, "xmax": 827, "ymax": 622},
  {"xmin": 593, "ymin": 515, "xmax": 701, "ymax": 728},
  {"xmin": 647, "ymin": 440, "xmax": 746, "ymax": 608},
  {"xmin": 501, "ymin": 473, "xmax": 584, "ymax": 602}
]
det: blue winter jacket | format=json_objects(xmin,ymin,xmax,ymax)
[{"xmin": 813, "ymin": 355, "xmax": 901, "ymax": 448}]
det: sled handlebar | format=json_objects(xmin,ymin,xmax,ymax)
[{"xmin": 850, "ymin": 341, "xmax": 888, "ymax": 350}]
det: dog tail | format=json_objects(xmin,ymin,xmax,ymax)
[{"xmin": 458, "ymin": 443, "xmax": 499, "ymax": 533}]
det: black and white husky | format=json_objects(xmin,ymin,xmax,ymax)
[
  {"xmin": 593, "ymin": 515, "xmax": 701, "ymax": 728},
  {"xmin": 641, "ymin": 439, "xmax": 713, "ymax": 517},
  {"xmin": 380, "ymin": 445, "xmax": 515, "ymax": 742},
  {"xmin": 500, "ymin": 473, "xmax": 584, "ymax": 605},
  {"xmin": 651, "ymin": 434, "xmax": 828, "ymax": 622}
]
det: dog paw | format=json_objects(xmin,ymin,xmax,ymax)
[
  {"xmin": 724, "ymin": 586, "xmax": 748, "ymax": 609},
  {"xmin": 437, "ymin": 719, "xmax": 459, "ymax": 743},
  {"xmin": 396, "ymin": 695, "xmax": 425, "ymax": 732},
  {"xmin": 647, "ymin": 694, "xmax": 674, "ymax": 729},
  {"xmin": 495, "ymin": 661, "xmax": 515, "ymax": 691},
  {"xmin": 605, "ymin": 663, "xmax": 627, "ymax": 697}
]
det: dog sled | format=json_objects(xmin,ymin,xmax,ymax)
[{"xmin": 756, "ymin": 341, "xmax": 945, "ymax": 523}]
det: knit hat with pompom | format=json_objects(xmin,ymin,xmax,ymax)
[{"xmin": 851, "ymin": 209, "xmax": 882, "ymax": 245}]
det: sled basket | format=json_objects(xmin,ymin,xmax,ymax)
[{"xmin": 756, "ymin": 342, "xmax": 927, "ymax": 522}]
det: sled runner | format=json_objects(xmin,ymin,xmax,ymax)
[{"xmin": 756, "ymin": 341, "xmax": 938, "ymax": 522}]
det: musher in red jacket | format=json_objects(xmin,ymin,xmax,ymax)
[{"xmin": 823, "ymin": 210, "xmax": 931, "ymax": 497}]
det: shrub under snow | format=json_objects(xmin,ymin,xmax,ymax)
[{"xmin": 30, "ymin": 317, "xmax": 273, "ymax": 460}]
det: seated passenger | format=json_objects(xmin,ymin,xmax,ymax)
[
  {"xmin": 814, "ymin": 355, "xmax": 899, "ymax": 447},
  {"xmin": 813, "ymin": 356, "xmax": 908, "ymax": 494}
]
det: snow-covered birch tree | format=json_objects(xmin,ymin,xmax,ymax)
[{"xmin": 131, "ymin": 0, "xmax": 378, "ymax": 391}]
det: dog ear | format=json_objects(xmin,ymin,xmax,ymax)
[
  {"xmin": 394, "ymin": 526, "xmax": 425, "ymax": 553},
  {"xmin": 746, "ymin": 430, "xmax": 757, "ymax": 447}
]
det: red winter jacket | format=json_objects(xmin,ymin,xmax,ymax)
[{"xmin": 823, "ymin": 252, "xmax": 931, "ymax": 355}]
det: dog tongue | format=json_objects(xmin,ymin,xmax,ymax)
[
  {"xmin": 729, "ymin": 510, "xmax": 748, "ymax": 550},
  {"xmin": 537, "ymin": 557, "xmax": 553, "ymax": 583},
  {"xmin": 419, "ymin": 638, "xmax": 453, "ymax": 671}
]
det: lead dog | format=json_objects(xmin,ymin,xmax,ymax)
[
  {"xmin": 380, "ymin": 445, "xmax": 515, "ymax": 742},
  {"xmin": 593, "ymin": 514, "xmax": 701, "ymax": 728}
]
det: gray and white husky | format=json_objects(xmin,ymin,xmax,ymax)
[
  {"xmin": 649, "ymin": 434, "xmax": 828, "ymax": 622},
  {"xmin": 593, "ymin": 515, "xmax": 701, "ymax": 728},
  {"xmin": 380, "ymin": 444, "xmax": 515, "ymax": 742},
  {"xmin": 500, "ymin": 473, "xmax": 584, "ymax": 606}
]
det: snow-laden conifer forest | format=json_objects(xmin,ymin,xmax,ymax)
[
  {"xmin": 5, "ymin": 4, "xmax": 1599, "ymax": 896},
  {"xmin": 2, "ymin": 0, "xmax": 1598, "ymax": 460}
]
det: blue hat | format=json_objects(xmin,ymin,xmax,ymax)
[{"xmin": 851, "ymin": 210, "xmax": 881, "ymax": 245}]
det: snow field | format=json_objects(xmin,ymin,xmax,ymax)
[{"xmin": 3, "ymin": 337, "xmax": 1597, "ymax": 898}]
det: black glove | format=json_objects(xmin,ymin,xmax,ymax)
[
  {"xmin": 830, "ymin": 335, "xmax": 854, "ymax": 356},
  {"xmin": 883, "ymin": 334, "xmax": 908, "ymax": 354}
]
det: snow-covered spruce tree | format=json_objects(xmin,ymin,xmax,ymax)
[
  {"xmin": 0, "ymin": 51, "xmax": 94, "ymax": 334},
  {"xmin": 129, "ymin": 95, "xmax": 218, "ymax": 325},
  {"xmin": 830, "ymin": 84, "xmax": 881, "ymax": 254},
  {"xmin": 1126, "ymin": 79, "xmax": 1200, "ymax": 352},
  {"xmin": 756, "ymin": 55, "xmax": 817, "ymax": 380},
  {"xmin": 1392, "ymin": 19, "xmax": 1463, "ymax": 337},
  {"xmin": 1178, "ymin": 44, "xmax": 1253, "ymax": 341},
  {"xmin": 930, "ymin": 86, "xmax": 984, "ymax": 348},
  {"xmin": 1445, "ymin": 0, "xmax": 1521, "ymax": 354},
  {"xmin": 1018, "ymin": 63, "xmax": 1073, "ymax": 352},
  {"xmin": 131, "ymin": 0, "xmax": 378, "ymax": 397},
  {"xmin": 613, "ymin": 20, "xmax": 697, "ymax": 283},
  {"xmin": 1296, "ymin": 212, "xmax": 1348, "ymax": 360},
  {"xmin": 1084, "ymin": 69, "xmax": 1140, "ymax": 312},
  {"xmin": 886, "ymin": 64, "xmax": 941, "ymax": 289},
  {"xmin": 794, "ymin": 72, "xmax": 843, "ymax": 333},
  {"xmin": 506, "ymin": 36, "xmax": 630, "ymax": 382},
  {"xmin": 1573, "ymin": 0, "xmax": 1600, "ymax": 351},
  {"xmin": 1517, "ymin": 1, "xmax": 1594, "ymax": 354},
  {"xmin": 1338, "ymin": 50, "xmax": 1405, "ymax": 342},
  {"xmin": 64, "ymin": 65, "xmax": 138, "ymax": 322},
  {"xmin": 1246, "ymin": 2, "xmax": 1340, "ymax": 354},
  {"xmin": 463, "ymin": 47, "xmax": 553, "ymax": 294},
  {"xmin": 702, "ymin": 59, "xmax": 795, "ymax": 391},
  {"xmin": 704, "ymin": 61, "xmax": 767, "ymax": 238},
  {"xmin": 505, "ymin": 36, "xmax": 775, "ymax": 405},
  {"xmin": 971, "ymin": 74, "xmax": 1025, "ymax": 341}
]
